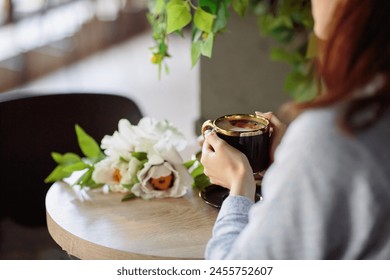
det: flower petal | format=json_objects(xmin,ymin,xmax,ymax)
[{"xmin": 132, "ymin": 161, "xmax": 191, "ymax": 199}]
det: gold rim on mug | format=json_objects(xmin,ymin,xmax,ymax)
[{"xmin": 202, "ymin": 114, "xmax": 269, "ymax": 137}]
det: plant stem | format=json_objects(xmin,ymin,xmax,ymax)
[{"xmin": 186, "ymin": 0, "xmax": 197, "ymax": 10}]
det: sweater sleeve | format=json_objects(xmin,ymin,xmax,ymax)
[
  {"xmin": 205, "ymin": 109, "xmax": 352, "ymax": 259},
  {"xmin": 205, "ymin": 195, "xmax": 254, "ymax": 259},
  {"xmin": 205, "ymin": 152, "xmax": 327, "ymax": 259}
]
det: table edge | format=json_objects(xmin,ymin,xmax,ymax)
[{"xmin": 46, "ymin": 211, "xmax": 202, "ymax": 260}]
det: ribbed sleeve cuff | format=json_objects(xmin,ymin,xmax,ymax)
[{"xmin": 218, "ymin": 195, "xmax": 254, "ymax": 218}]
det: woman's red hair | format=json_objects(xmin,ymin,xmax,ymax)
[{"xmin": 295, "ymin": 0, "xmax": 390, "ymax": 131}]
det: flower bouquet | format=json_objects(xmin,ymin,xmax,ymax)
[{"xmin": 45, "ymin": 117, "xmax": 208, "ymax": 201}]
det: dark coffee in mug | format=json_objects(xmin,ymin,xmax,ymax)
[{"xmin": 202, "ymin": 114, "xmax": 270, "ymax": 173}]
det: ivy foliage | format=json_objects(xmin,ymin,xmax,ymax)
[
  {"xmin": 148, "ymin": 0, "xmax": 317, "ymax": 101},
  {"xmin": 257, "ymin": 0, "xmax": 317, "ymax": 102}
]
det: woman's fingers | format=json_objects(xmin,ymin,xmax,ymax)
[
  {"xmin": 201, "ymin": 133, "xmax": 222, "ymax": 185},
  {"xmin": 204, "ymin": 131, "xmax": 224, "ymax": 148},
  {"xmin": 201, "ymin": 131, "xmax": 215, "ymax": 155},
  {"xmin": 255, "ymin": 111, "xmax": 287, "ymax": 162},
  {"xmin": 201, "ymin": 132, "xmax": 215, "ymax": 169},
  {"xmin": 201, "ymin": 131, "xmax": 226, "ymax": 156},
  {"xmin": 256, "ymin": 111, "xmax": 283, "ymax": 128},
  {"xmin": 200, "ymin": 130, "xmax": 257, "ymax": 199}
]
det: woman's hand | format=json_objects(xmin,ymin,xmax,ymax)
[
  {"xmin": 256, "ymin": 111, "xmax": 287, "ymax": 162},
  {"xmin": 201, "ymin": 131, "xmax": 256, "ymax": 201}
]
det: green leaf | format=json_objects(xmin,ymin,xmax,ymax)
[
  {"xmin": 88, "ymin": 182, "xmax": 104, "ymax": 189},
  {"xmin": 192, "ymin": 27, "xmax": 203, "ymax": 41},
  {"xmin": 121, "ymin": 184, "xmax": 133, "ymax": 190},
  {"xmin": 62, "ymin": 152, "xmax": 82, "ymax": 164},
  {"xmin": 44, "ymin": 166, "xmax": 72, "ymax": 183},
  {"xmin": 299, "ymin": 8, "xmax": 314, "ymax": 29},
  {"xmin": 191, "ymin": 163, "xmax": 205, "ymax": 178},
  {"xmin": 270, "ymin": 47, "xmax": 304, "ymax": 64},
  {"xmin": 51, "ymin": 152, "xmax": 63, "ymax": 164},
  {"xmin": 166, "ymin": 1, "xmax": 192, "ymax": 34},
  {"xmin": 273, "ymin": 16, "xmax": 294, "ymax": 29},
  {"xmin": 132, "ymin": 176, "xmax": 140, "ymax": 185},
  {"xmin": 75, "ymin": 124, "xmax": 102, "ymax": 158},
  {"xmin": 121, "ymin": 176, "xmax": 140, "ymax": 191},
  {"xmin": 285, "ymin": 70, "xmax": 306, "ymax": 92},
  {"xmin": 153, "ymin": 0, "xmax": 165, "ymax": 14},
  {"xmin": 183, "ymin": 159, "xmax": 196, "ymax": 169},
  {"xmin": 84, "ymin": 154, "xmax": 105, "ymax": 165},
  {"xmin": 270, "ymin": 26, "xmax": 294, "ymax": 43},
  {"xmin": 191, "ymin": 41, "xmax": 202, "ymax": 67},
  {"xmin": 259, "ymin": 14, "xmax": 293, "ymax": 36},
  {"xmin": 201, "ymin": 32, "xmax": 214, "ymax": 58},
  {"xmin": 46, "ymin": 151, "xmax": 85, "ymax": 183},
  {"xmin": 62, "ymin": 161, "xmax": 89, "ymax": 173},
  {"xmin": 284, "ymin": 69, "xmax": 317, "ymax": 102},
  {"xmin": 121, "ymin": 193, "xmax": 137, "ymax": 202},
  {"xmin": 199, "ymin": 0, "xmax": 218, "ymax": 14},
  {"xmin": 252, "ymin": 1, "xmax": 268, "ymax": 16},
  {"xmin": 51, "ymin": 152, "xmax": 81, "ymax": 165},
  {"xmin": 120, "ymin": 156, "xmax": 129, "ymax": 163},
  {"xmin": 185, "ymin": 158, "xmax": 211, "ymax": 191},
  {"xmin": 73, "ymin": 167, "xmax": 96, "ymax": 188},
  {"xmin": 232, "ymin": 0, "xmax": 249, "ymax": 17},
  {"xmin": 258, "ymin": 13, "xmax": 274, "ymax": 34},
  {"xmin": 213, "ymin": 1, "xmax": 229, "ymax": 33},
  {"xmin": 193, "ymin": 174, "xmax": 211, "ymax": 191},
  {"xmin": 158, "ymin": 40, "xmax": 168, "ymax": 55},
  {"xmin": 194, "ymin": 8, "xmax": 215, "ymax": 33},
  {"xmin": 131, "ymin": 151, "xmax": 148, "ymax": 161}
]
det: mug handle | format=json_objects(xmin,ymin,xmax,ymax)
[{"xmin": 201, "ymin": 120, "xmax": 214, "ymax": 138}]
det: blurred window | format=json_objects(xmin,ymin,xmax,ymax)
[{"xmin": 0, "ymin": 0, "xmax": 94, "ymax": 60}]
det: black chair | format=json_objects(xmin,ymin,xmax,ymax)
[{"xmin": 0, "ymin": 92, "xmax": 143, "ymax": 227}]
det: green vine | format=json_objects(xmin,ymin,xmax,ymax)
[{"xmin": 147, "ymin": 0, "xmax": 317, "ymax": 101}]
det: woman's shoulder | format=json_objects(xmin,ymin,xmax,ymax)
[
  {"xmin": 289, "ymin": 107, "xmax": 337, "ymax": 134},
  {"xmin": 279, "ymin": 107, "xmax": 340, "ymax": 152},
  {"xmin": 273, "ymin": 106, "xmax": 376, "ymax": 171},
  {"xmin": 283, "ymin": 105, "xmax": 390, "ymax": 149},
  {"xmin": 275, "ymin": 105, "xmax": 390, "ymax": 178}
]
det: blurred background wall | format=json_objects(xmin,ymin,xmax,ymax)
[{"xmin": 199, "ymin": 10, "xmax": 291, "ymax": 127}]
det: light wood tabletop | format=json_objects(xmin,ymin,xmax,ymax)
[{"xmin": 46, "ymin": 180, "xmax": 219, "ymax": 260}]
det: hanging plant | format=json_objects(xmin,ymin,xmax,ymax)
[{"xmin": 147, "ymin": 0, "xmax": 317, "ymax": 101}]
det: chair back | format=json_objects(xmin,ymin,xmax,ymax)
[{"xmin": 0, "ymin": 93, "xmax": 143, "ymax": 226}]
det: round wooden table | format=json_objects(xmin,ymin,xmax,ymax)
[{"xmin": 46, "ymin": 181, "xmax": 218, "ymax": 260}]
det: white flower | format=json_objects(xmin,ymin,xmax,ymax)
[
  {"xmin": 135, "ymin": 117, "xmax": 187, "ymax": 152},
  {"xmin": 90, "ymin": 117, "xmax": 192, "ymax": 200},
  {"xmin": 131, "ymin": 160, "xmax": 193, "ymax": 200},
  {"xmin": 100, "ymin": 119, "xmax": 140, "ymax": 159},
  {"xmin": 100, "ymin": 117, "xmax": 187, "ymax": 157},
  {"xmin": 92, "ymin": 156, "xmax": 140, "ymax": 193}
]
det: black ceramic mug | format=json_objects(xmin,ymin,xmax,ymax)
[{"xmin": 202, "ymin": 114, "xmax": 271, "ymax": 173}]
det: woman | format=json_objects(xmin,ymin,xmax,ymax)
[{"xmin": 201, "ymin": 0, "xmax": 390, "ymax": 259}]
